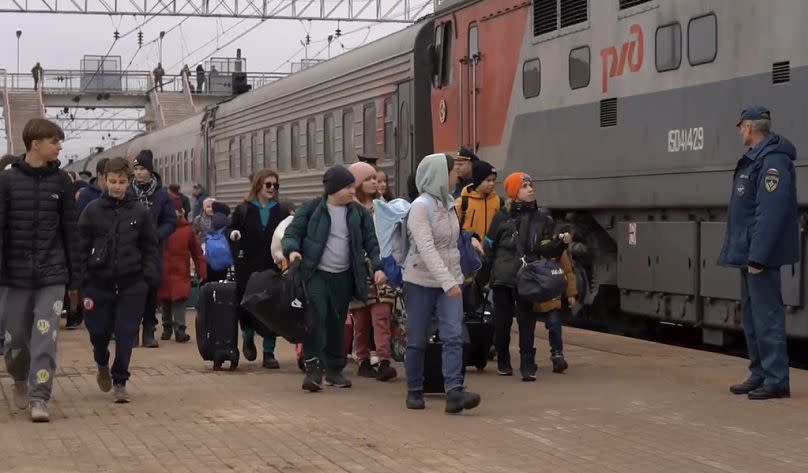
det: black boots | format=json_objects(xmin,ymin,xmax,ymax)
[
  {"xmin": 302, "ymin": 358, "xmax": 323, "ymax": 392},
  {"xmin": 262, "ymin": 352, "xmax": 280, "ymax": 369},
  {"xmin": 325, "ymin": 369, "xmax": 352, "ymax": 388},
  {"xmin": 729, "ymin": 377, "xmax": 764, "ymax": 395},
  {"xmin": 161, "ymin": 324, "xmax": 173, "ymax": 341},
  {"xmin": 520, "ymin": 349, "xmax": 537, "ymax": 382},
  {"xmin": 445, "ymin": 388, "xmax": 481, "ymax": 414},
  {"xmin": 242, "ymin": 338, "xmax": 258, "ymax": 362},
  {"xmin": 141, "ymin": 327, "xmax": 159, "ymax": 348},
  {"xmin": 357, "ymin": 360, "xmax": 378, "ymax": 378},
  {"xmin": 551, "ymin": 353, "xmax": 568, "ymax": 374},
  {"xmin": 376, "ymin": 360, "xmax": 397, "ymax": 381},
  {"xmin": 406, "ymin": 390, "xmax": 425, "ymax": 410},
  {"xmin": 174, "ymin": 326, "xmax": 191, "ymax": 343},
  {"xmin": 747, "ymin": 385, "xmax": 790, "ymax": 400}
]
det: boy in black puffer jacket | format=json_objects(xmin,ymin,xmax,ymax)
[{"xmin": 79, "ymin": 158, "xmax": 159, "ymax": 404}]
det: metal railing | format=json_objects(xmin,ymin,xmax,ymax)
[{"xmin": 1, "ymin": 69, "xmax": 14, "ymax": 154}]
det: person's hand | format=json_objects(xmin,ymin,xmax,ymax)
[
  {"xmin": 748, "ymin": 266, "xmax": 763, "ymax": 274},
  {"xmin": 559, "ymin": 232, "xmax": 572, "ymax": 244},
  {"xmin": 230, "ymin": 230, "xmax": 242, "ymax": 241},
  {"xmin": 289, "ymin": 252, "xmax": 302, "ymax": 264},
  {"xmin": 447, "ymin": 285, "xmax": 462, "ymax": 298},
  {"xmin": 568, "ymin": 297, "xmax": 577, "ymax": 307},
  {"xmin": 471, "ymin": 237, "xmax": 483, "ymax": 255},
  {"xmin": 374, "ymin": 270, "xmax": 387, "ymax": 285}
]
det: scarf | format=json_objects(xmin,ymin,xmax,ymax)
[
  {"xmin": 251, "ymin": 198, "xmax": 277, "ymax": 230},
  {"xmin": 132, "ymin": 177, "xmax": 158, "ymax": 208}
]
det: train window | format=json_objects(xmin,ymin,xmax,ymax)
[
  {"xmin": 263, "ymin": 130, "xmax": 272, "ymax": 168},
  {"xmin": 251, "ymin": 134, "xmax": 259, "ymax": 173},
  {"xmin": 228, "ymin": 139, "xmax": 236, "ymax": 178},
  {"xmin": 569, "ymin": 46, "xmax": 590, "ymax": 89},
  {"xmin": 343, "ymin": 109, "xmax": 355, "ymax": 163},
  {"xmin": 239, "ymin": 135, "xmax": 248, "ymax": 177},
  {"xmin": 656, "ymin": 23, "xmax": 681, "ymax": 72},
  {"xmin": 522, "ymin": 59, "xmax": 541, "ymax": 98},
  {"xmin": 432, "ymin": 22, "xmax": 453, "ymax": 88},
  {"xmin": 468, "ymin": 24, "xmax": 479, "ymax": 60},
  {"xmin": 277, "ymin": 126, "xmax": 288, "ymax": 172},
  {"xmin": 290, "ymin": 122, "xmax": 300, "ymax": 171},
  {"xmin": 619, "ymin": 0, "xmax": 653, "ymax": 9},
  {"xmin": 190, "ymin": 149, "xmax": 195, "ymax": 182},
  {"xmin": 184, "ymin": 151, "xmax": 189, "ymax": 182},
  {"xmin": 323, "ymin": 114, "xmax": 335, "ymax": 166},
  {"xmin": 306, "ymin": 118, "xmax": 317, "ymax": 169},
  {"xmin": 363, "ymin": 103, "xmax": 376, "ymax": 156},
  {"xmin": 398, "ymin": 101, "xmax": 409, "ymax": 160},
  {"xmin": 688, "ymin": 13, "xmax": 717, "ymax": 66},
  {"xmin": 383, "ymin": 99, "xmax": 394, "ymax": 157}
]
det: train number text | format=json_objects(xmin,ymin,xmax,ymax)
[{"xmin": 667, "ymin": 127, "xmax": 704, "ymax": 153}]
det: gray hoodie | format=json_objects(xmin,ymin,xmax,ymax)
[{"xmin": 403, "ymin": 154, "xmax": 463, "ymax": 292}]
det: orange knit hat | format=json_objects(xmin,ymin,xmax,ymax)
[{"xmin": 503, "ymin": 172, "xmax": 528, "ymax": 200}]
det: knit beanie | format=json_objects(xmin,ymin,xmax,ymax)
[
  {"xmin": 348, "ymin": 162, "xmax": 377, "ymax": 188},
  {"xmin": 211, "ymin": 201, "xmax": 231, "ymax": 216},
  {"xmin": 471, "ymin": 160, "xmax": 497, "ymax": 189},
  {"xmin": 323, "ymin": 165, "xmax": 356, "ymax": 195},
  {"xmin": 503, "ymin": 172, "xmax": 529, "ymax": 200},
  {"xmin": 132, "ymin": 150, "xmax": 155, "ymax": 173}
]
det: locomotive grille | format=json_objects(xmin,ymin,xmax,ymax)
[
  {"xmin": 619, "ymin": 0, "xmax": 653, "ymax": 9},
  {"xmin": 772, "ymin": 61, "xmax": 791, "ymax": 84},
  {"xmin": 533, "ymin": 0, "xmax": 558, "ymax": 36},
  {"xmin": 560, "ymin": 0, "xmax": 588, "ymax": 28},
  {"xmin": 600, "ymin": 98, "xmax": 618, "ymax": 127}
]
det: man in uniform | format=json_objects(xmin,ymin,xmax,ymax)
[
  {"xmin": 451, "ymin": 146, "xmax": 479, "ymax": 199},
  {"xmin": 719, "ymin": 106, "xmax": 798, "ymax": 400}
]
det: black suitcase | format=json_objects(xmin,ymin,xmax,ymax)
[
  {"xmin": 195, "ymin": 281, "xmax": 240, "ymax": 370},
  {"xmin": 423, "ymin": 326, "xmax": 470, "ymax": 394},
  {"xmin": 463, "ymin": 296, "xmax": 495, "ymax": 370}
]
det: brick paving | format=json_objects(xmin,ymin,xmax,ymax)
[{"xmin": 1, "ymin": 313, "xmax": 807, "ymax": 473}]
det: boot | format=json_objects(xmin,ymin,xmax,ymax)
[
  {"xmin": 729, "ymin": 377, "xmax": 764, "ymax": 395},
  {"xmin": 302, "ymin": 358, "xmax": 323, "ymax": 392},
  {"xmin": 406, "ymin": 390, "xmax": 425, "ymax": 410},
  {"xmin": 376, "ymin": 360, "xmax": 397, "ymax": 382},
  {"xmin": 30, "ymin": 400, "xmax": 50, "ymax": 423},
  {"xmin": 551, "ymin": 353, "xmax": 568, "ymax": 374},
  {"xmin": 520, "ymin": 349, "xmax": 537, "ymax": 382},
  {"xmin": 497, "ymin": 359, "xmax": 513, "ymax": 376},
  {"xmin": 96, "ymin": 365, "xmax": 112, "ymax": 393},
  {"xmin": 357, "ymin": 360, "xmax": 378, "ymax": 378},
  {"xmin": 141, "ymin": 327, "xmax": 159, "ymax": 348},
  {"xmin": 325, "ymin": 369, "xmax": 352, "ymax": 388},
  {"xmin": 748, "ymin": 385, "xmax": 790, "ymax": 400},
  {"xmin": 445, "ymin": 388, "xmax": 481, "ymax": 414},
  {"xmin": 13, "ymin": 381, "xmax": 28, "ymax": 410},
  {"xmin": 242, "ymin": 338, "xmax": 258, "ymax": 362},
  {"xmin": 174, "ymin": 326, "xmax": 191, "ymax": 343},
  {"xmin": 161, "ymin": 324, "xmax": 173, "ymax": 341},
  {"xmin": 262, "ymin": 352, "xmax": 280, "ymax": 369}
]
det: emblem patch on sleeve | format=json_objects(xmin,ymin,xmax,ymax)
[
  {"xmin": 765, "ymin": 169, "xmax": 779, "ymax": 192},
  {"xmin": 83, "ymin": 298, "xmax": 95, "ymax": 311}
]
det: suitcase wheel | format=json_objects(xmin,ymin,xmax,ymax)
[
  {"xmin": 213, "ymin": 359, "xmax": 224, "ymax": 371},
  {"xmin": 475, "ymin": 360, "xmax": 488, "ymax": 371}
]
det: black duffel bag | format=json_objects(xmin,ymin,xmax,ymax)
[
  {"xmin": 516, "ymin": 257, "xmax": 567, "ymax": 304},
  {"xmin": 240, "ymin": 265, "xmax": 315, "ymax": 343}
]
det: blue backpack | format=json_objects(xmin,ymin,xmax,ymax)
[{"xmin": 205, "ymin": 229, "xmax": 234, "ymax": 271}]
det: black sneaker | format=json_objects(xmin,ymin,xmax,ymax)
[
  {"xmin": 357, "ymin": 360, "xmax": 378, "ymax": 378},
  {"xmin": 497, "ymin": 360, "xmax": 513, "ymax": 376},
  {"xmin": 174, "ymin": 327, "xmax": 191, "ymax": 343},
  {"xmin": 302, "ymin": 358, "xmax": 322, "ymax": 392},
  {"xmin": 141, "ymin": 327, "xmax": 159, "ymax": 348},
  {"xmin": 445, "ymin": 388, "xmax": 481, "ymax": 414},
  {"xmin": 406, "ymin": 390, "xmax": 425, "ymax": 410},
  {"xmin": 242, "ymin": 338, "xmax": 258, "ymax": 362},
  {"xmin": 551, "ymin": 355, "xmax": 568, "ymax": 374},
  {"xmin": 262, "ymin": 352, "xmax": 280, "ymax": 369},
  {"xmin": 729, "ymin": 377, "xmax": 764, "ymax": 395},
  {"xmin": 161, "ymin": 327, "xmax": 173, "ymax": 341},
  {"xmin": 376, "ymin": 360, "xmax": 397, "ymax": 382},
  {"xmin": 748, "ymin": 385, "xmax": 790, "ymax": 400},
  {"xmin": 325, "ymin": 371, "xmax": 352, "ymax": 388}
]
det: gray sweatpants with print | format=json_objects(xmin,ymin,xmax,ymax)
[{"xmin": 2, "ymin": 285, "xmax": 64, "ymax": 402}]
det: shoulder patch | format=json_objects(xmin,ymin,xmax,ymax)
[{"xmin": 765, "ymin": 174, "xmax": 779, "ymax": 192}]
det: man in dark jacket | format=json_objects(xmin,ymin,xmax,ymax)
[
  {"xmin": 719, "ymin": 106, "xmax": 798, "ymax": 400},
  {"xmin": 131, "ymin": 149, "xmax": 177, "ymax": 348},
  {"xmin": 76, "ymin": 157, "xmax": 109, "ymax": 215},
  {"xmin": 168, "ymin": 183, "xmax": 192, "ymax": 217},
  {"xmin": 191, "ymin": 183, "xmax": 209, "ymax": 219},
  {"xmin": 0, "ymin": 119, "xmax": 82, "ymax": 422},
  {"xmin": 79, "ymin": 157, "xmax": 159, "ymax": 403}
]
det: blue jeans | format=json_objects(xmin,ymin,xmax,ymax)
[
  {"xmin": 403, "ymin": 282, "xmax": 464, "ymax": 393},
  {"xmin": 740, "ymin": 269, "xmax": 790, "ymax": 389}
]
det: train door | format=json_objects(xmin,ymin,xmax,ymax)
[
  {"xmin": 395, "ymin": 80, "xmax": 413, "ymax": 196},
  {"xmin": 460, "ymin": 22, "xmax": 480, "ymax": 151}
]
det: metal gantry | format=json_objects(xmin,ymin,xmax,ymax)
[
  {"xmin": 0, "ymin": 0, "xmax": 434, "ymax": 23},
  {"xmin": 52, "ymin": 116, "xmax": 146, "ymax": 134}
]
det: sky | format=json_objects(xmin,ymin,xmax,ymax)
[{"xmin": 0, "ymin": 7, "xmax": 426, "ymax": 161}]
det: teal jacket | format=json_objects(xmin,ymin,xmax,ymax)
[{"xmin": 281, "ymin": 197, "xmax": 382, "ymax": 301}]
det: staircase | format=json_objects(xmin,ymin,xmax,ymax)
[
  {"xmin": 4, "ymin": 91, "xmax": 45, "ymax": 155},
  {"xmin": 155, "ymin": 92, "xmax": 195, "ymax": 127}
]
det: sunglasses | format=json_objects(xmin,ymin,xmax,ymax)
[{"xmin": 264, "ymin": 181, "xmax": 280, "ymax": 190}]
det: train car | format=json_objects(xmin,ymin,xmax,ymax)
[{"xmin": 429, "ymin": 0, "xmax": 808, "ymax": 343}]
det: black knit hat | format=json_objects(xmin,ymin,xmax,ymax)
[
  {"xmin": 471, "ymin": 160, "xmax": 497, "ymax": 189},
  {"xmin": 323, "ymin": 165, "xmax": 356, "ymax": 195},
  {"xmin": 211, "ymin": 201, "xmax": 231, "ymax": 216},
  {"xmin": 132, "ymin": 150, "xmax": 155, "ymax": 173}
]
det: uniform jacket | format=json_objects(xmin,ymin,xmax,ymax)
[
  {"xmin": 455, "ymin": 187, "xmax": 502, "ymax": 240},
  {"xmin": 0, "ymin": 159, "xmax": 83, "ymax": 289},
  {"xmin": 78, "ymin": 192, "xmax": 159, "ymax": 290},
  {"xmin": 230, "ymin": 200, "xmax": 289, "ymax": 287},
  {"xmin": 282, "ymin": 197, "xmax": 381, "ymax": 302},
  {"xmin": 158, "ymin": 216, "xmax": 207, "ymax": 301},
  {"xmin": 718, "ymin": 133, "xmax": 799, "ymax": 268}
]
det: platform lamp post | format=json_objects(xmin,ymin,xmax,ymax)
[
  {"xmin": 159, "ymin": 31, "xmax": 165, "ymax": 64},
  {"xmin": 15, "ymin": 29, "xmax": 22, "ymax": 76}
]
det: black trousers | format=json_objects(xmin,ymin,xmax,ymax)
[{"xmin": 492, "ymin": 286, "xmax": 537, "ymax": 366}]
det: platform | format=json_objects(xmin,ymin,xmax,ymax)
[{"xmin": 1, "ymin": 316, "xmax": 806, "ymax": 472}]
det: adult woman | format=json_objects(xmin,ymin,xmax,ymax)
[
  {"xmin": 402, "ymin": 153, "xmax": 482, "ymax": 414},
  {"xmin": 192, "ymin": 197, "xmax": 216, "ymax": 240},
  {"xmin": 230, "ymin": 170, "xmax": 290, "ymax": 369}
]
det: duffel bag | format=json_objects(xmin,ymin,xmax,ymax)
[
  {"xmin": 240, "ymin": 265, "xmax": 315, "ymax": 343},
  {"xmin": 516, "ymin": 257, "xmax": 567, "ymax": 304}
]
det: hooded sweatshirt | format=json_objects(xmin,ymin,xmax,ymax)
[
  {"xmin": 455, "ymin": 187, "xmax": 502, "ymax": 241},
  {"xmin": 403, "ymin": 154, "xmax": 463, "ymax": 292}
]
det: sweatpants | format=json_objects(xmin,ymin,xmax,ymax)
[
  {"xmin": 161, "ymin": 299, "xmax": 188, "ymax": 330},
  {"xmin": 304, "ymin": 269, "xmax": 354, "ymax": 372},
  {"xmin": 2, "ymin": 285, "xmax": 65, "ymax": 402},
  {"xmin": 84, "ymin": 282, "xmax": 148, "ymax": 386},
  {"xmin": 353, "ymin": 302, "xmax": 392, "ymax": 361}
]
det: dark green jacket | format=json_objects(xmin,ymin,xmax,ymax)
[{"xmin": 281, "ymin": 197, "xmax": 381, "ymax": 301}]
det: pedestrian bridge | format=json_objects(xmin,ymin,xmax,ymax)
[{"xmin": 1, "ymin": 69, "xmax": 287, "ymax": 155}]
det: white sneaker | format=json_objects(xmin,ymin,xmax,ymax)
[
  {"xmin": 113, "ymin": 384, "xmax": 130, "ymax": 404},
  {"xmin": 30, "ymin": 400, "xmax": 50, "ymax": 423},
  {"xmin": 13, "ymin": 381, "xmax": 28, "ymax": 410}
]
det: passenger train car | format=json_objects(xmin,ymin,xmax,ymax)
[{"xmin": 67, "ymin": 0, "xmax": 808, "ymax": 343}]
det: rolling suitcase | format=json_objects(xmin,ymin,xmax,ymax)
[
  {"xmin": 195, "ymin": 281, "xmax": 240, "ymax": 370},
  {"xmin": 463, "ymin": 291, "xmax": 495, "ymax": 370},
  {"xmin": 423, "ymin": 326, "xmax": 470, "ymax": 394}
]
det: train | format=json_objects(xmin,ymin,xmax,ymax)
[{"xmin": 66, "ymin": 0, "xmax": 808, "ymax": 344}]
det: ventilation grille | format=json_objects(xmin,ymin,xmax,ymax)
[
  {"xmin": 533, "ymin": 0, "xmax": 558, "ymax": 36},
  {"xmin": 600, "ymin": 98, "xmax": 618, "ymax": 127},
  {"xmin": 560, "ymin": 0, "xmax": 588, "ymax": 28},
  {"xmin": 619, "ymin": 0, "xmax": 653, "ymax": 9},
  {"xmin": 772, "ymin": 61, "xmax": 791, "ymax": 84}
]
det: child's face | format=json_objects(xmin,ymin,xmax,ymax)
[
  {"xmin": 32, "ymin": 137, "xmax": 62, "ymax": 162},
  {"xmin": 475, "ymin": 175, "xmax": 496, "ymax": 195},
  {"xmin": 376, "ymin": 172, "xmax": 387, "ymax": 193},
  {"xmin": 106, "ymin": 172, "xmax": 130, "ymax": 199},
  {"xmin": 360, "ymin": 175, "xmax": 378, "ymax": 196},
  {"xmin": 133, "ymin": 165, "xmax": 151, "ymax": 183},
  {"xmin": 330, "ymin": 185, "xmax": 356, "ymax": 205}
]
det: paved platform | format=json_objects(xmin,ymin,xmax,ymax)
[{"xmin": 1, "ymin": 314, "xmax": 807, "ymax": 473}]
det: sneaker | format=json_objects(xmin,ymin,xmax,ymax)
[
  {"xmin": 174, "ymin": 327, "xmax": 191, "ymax": 344},
  {"xmin": 376, "ymin": 360, "xmax": 397, "ymax": 382},
  {"xmin": 96, "ymin": 365, "xmax": 112, "ymax": 393},
  {"xmin": 497, "ymin": 360, "xmax": 513, "ymax": 376},
  {"xmin": 141, "ymin": 327, "xmax": 159, "ymax": 348},
  {"xmin": 302, "ymin": 358, "xmax": 323, "ymax": 392},
  {"xmin": 242, "ymin": 338, "xmax": 258, "ymax": 362},
  {"xmin": 357, "ymin": 360, "xmax": 378, "ymax": 378},
  {"xmin": 325, "ymin": 371, "xmax": 352, "ymax": 388},
  {"xmin": 729, "ymin": 377, "xmax": 764, "ymax": 395},
  {"xmin": 161, "ymin": 326, "xmax": 173, "ymax": 341},
  {"xmin": 30, "ymin": 400, "xmax": 50, "ymax": 423},
  {"xmin": 445, "ymin": 388, "xmax": 481, "ymax": 414},
  {"xmin": 13, "ymin": 381, "xmax": 28, "ymax": 410},
  {"xmin": 551, "ymin": 355, "xmax": 568, "ymax": 374},
  {"xmin": 113, "ymin": 384, "xmax": 131, "ymax": 403},
  {"xmin": 406, "ymin": 390, "xmax": 425, "ymax": 410},
  {"xmin": 262, "ymin": 352, "xmax": 280, "ymax": 369}
]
